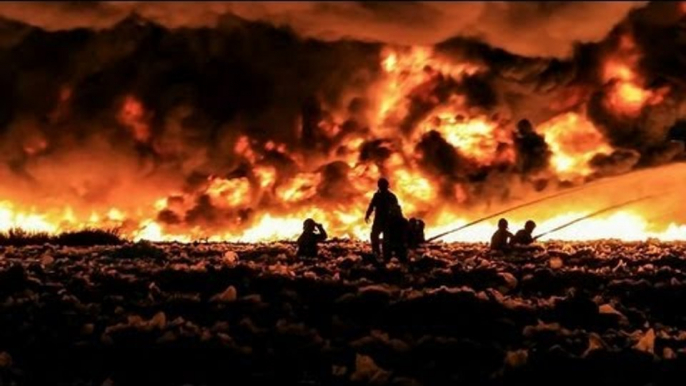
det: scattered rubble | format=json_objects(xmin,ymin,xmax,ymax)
[{"xmin": 0, "ymin": 240, "xmax": 686, "ymax": 385}]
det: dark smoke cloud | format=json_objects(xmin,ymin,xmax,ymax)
[
  {"xmin": 0, "ymin": 12, "xmax": 381, "ymax": 223},
  {"xmin": 316, "ymin": 161, "xmax": 357, "ymax": 201},
  {"xmin": 415, "ymin": 131, "xmax": 467, "ymax": 181},
  {"xmin": 359, "ymin": 139, "xmax": 394, "ymax": 165},
  {"xmin": 589, "ymin": 149, "xmax": 640, "ymax": 177},
  {"xmin": 0, "ymin": 1, "xmax": 646, "ymax": 58},
  {"xmin": 0, "ymin": 1, "xmax": 684, "ymax": 235}
]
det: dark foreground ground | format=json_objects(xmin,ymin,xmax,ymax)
[{"xmin": 2, "ymin": 240, "xmax": 686, "ymax": 386}]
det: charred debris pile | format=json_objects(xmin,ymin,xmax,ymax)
[{"xmin": 0, "ymin": 241, "xmax": 686, "ymax": 385}]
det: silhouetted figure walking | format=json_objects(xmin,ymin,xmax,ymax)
[
  {"xmin": 490, "ymin": 218, "xmax": 513, "ymax": 251},
  {"xmin": 383, "ymin": 204, "xmax": 409, "ymax": 262},
  {"xmin": 408, "ymin": 218, "xmax": 426, "ymax": 249},
  {"xmin": 510, "ymin": 220, "xmax": 536, "ymax": 246},
  {"xmin": 296, "ymin": 218, "xmax": 327, "ymax": 258},
  {"xmin": 365, "ymin": 177, "xmax": 399, "ymax": 256}
]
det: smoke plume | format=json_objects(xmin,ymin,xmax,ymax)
[
  {"xmin": 0, "ymin": 2, "xmax": 645, "ymax": 58},
  {"xmin": 0, "ymin": 1, "xmax": 683, "ymax": 241}
]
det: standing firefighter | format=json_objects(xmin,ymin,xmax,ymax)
[
  {"xmin": 490, "ymin": 218, "xmax": 513, "ymax": 251},
  {"xmin": 383, "ymin": 204, "xmax": 410, "ymax": 262},
  {"xmin": 296, "ymin": 218, "xmax": 328, "ymax": 258},
  {"xmin": 365, "ymin": 177, "xmax": 399, "ymax": 256}
]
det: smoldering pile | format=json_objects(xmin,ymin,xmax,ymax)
[{"xmin": 2, "ymin": 240, "xmax": 686, "ymax": 385}]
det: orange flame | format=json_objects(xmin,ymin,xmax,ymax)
[
  {"xmin": 537, "ymin": 112, "xmax": 613, "ymax": 179},
  {"xmin": 0, "ymin": 44, "xmax": 683, "ymax": 244},
  {"xmin": 418, "ymin": 111, "xmax": 514, "ymax": 165},
  {"xmin": 602, "ymin": 35, "xmax": 669, "ymax": 117}
]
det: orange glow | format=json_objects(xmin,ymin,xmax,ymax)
[
  {"xmin": 0, "ymin": 42, "xmax": 682, "ymax": 245},
  {"xmin": 603, "ymin": 60, "xmax": 635, "ymax": 83},
  {"xmin": 537, "ymin": 112, "xmax": 613, "ymax": 179},
  {"xmin": 602, "ymin": 34, "xmax": 669, "ymax": 117},
  {"xmin": 418, "ymin": 111, "xmax": 513, "ymax": 165},
  {"xmin": 206, "ymin": 177, "xmax": 252, "ymax": 208},
  {"xmin": 432, "ymin": 211, "xmax": 686, "ymax": 243},
  {"xmin": 276, "ymin": 173, "xmax": 321, "ymax": 203},
  {"xmin": 234, "ymin": 135, "xmax": 257, "ymax": 163},
  {"xmin": 118, "ymin": 95, "xmax": 151, "ymax": 143},
  {"xmin": 373, "ymin": 46, "xmax": 481, "ymax": 135},
  {"xmin": 255, "ymin": 166, "xmax": 277, "ymax": 189}
]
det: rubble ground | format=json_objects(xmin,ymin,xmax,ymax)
[{"xmin": 2, "ymin": 239, "xmax": 686, "ymax": 386}]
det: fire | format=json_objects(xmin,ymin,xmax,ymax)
[
  {"xmin": 206, "ymin": 176, "xmax": 252, "ymax": 208},
  {"xmin": 0, "ymin": 41, "xmax": 683, "ymax": 245},
  {"xmin": 418, "ymin": 111, "xmax": 513, "ymax": 165},
  {"xmin": 255, "ymin": 166, "xmax": 277, "ymax": 189},
  {"xmin": 276, "ymin": 173, "xmax": 321, "ymax": 203},
  {"xmin": 389, "ymin": 157, "xmax": 435, "ymax": 214},
  {"xmin": 537, "ymin": 112, "xmax": 613, "ymax": 179},
  {"xmin": 373, "ymin": 46, "xmax": 481, "ymax": 134},
  {"xmin": 602, "ymin": 35, "xmax": 669, "ymax": 116},
  {"xmin": 433, "ymin": 210, "xmax": 686, "ymax": 243},
  {"xmin": 0, "ymin": 201, "xmax": 56, "ymax": 233},
  {"xmin": 234, "ymin": 135, "xmax": 257, "ymax": 163}
]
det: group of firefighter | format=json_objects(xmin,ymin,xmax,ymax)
[{"xmin": 296, "ymin": 178, "xmax": 538, "ymax": 259}]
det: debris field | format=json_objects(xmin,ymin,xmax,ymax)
[{"xmin": 1, "ymin": 240, "xmax": 686, "ymax": 386}]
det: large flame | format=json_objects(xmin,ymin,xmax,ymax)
[
  {"xmin": 0, "ymin": 44, "xmax": 684, "ymax": 244},
  {"xmin": 537, "ymin": 112, "xmax": 613, "ymax": 179},
  {"xmin": 602, "ymin": 34, "xmax": 669, "ymax": 117}
]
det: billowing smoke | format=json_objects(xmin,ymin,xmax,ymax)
[
  {"xmin": 0, "ymin": 1, "xmax": 683, "ymax": 241},
  {"xmin": 0, "ymin": 2, "xmax": 644, "ymax": 58}
]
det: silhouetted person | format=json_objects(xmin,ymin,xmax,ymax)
[
  {"xmin": 383, "ymin": 204, "xmax": 409, "ymax": 262},
  {"xmin": 408, "ymin": 218, "xmax": 426, "ymax": 249},
  {"xmin": 490, "ymin": 218, "xmax": 513, "ymax": 251},
  {"xmin": 365, "ymin": 177, "xmax": 399, "ymax": 256},
  {"xmin": 511, "ymin": 220, "xmax": 536, "ymax": 246},
  {"xmin": 296, "ymin": 218, "xmax": 327, "ymax": 258}
]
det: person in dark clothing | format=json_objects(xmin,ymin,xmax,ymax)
[
  {"xmin": 383, "ymin": 204, "xmax": 410, "ymax": 262},
  {"xmin": 408, "ymin": 218, "xmax": 426, "ymax": 249},
  {"xmin": 365, "ymin": 177, "xmax": 399, "ymax": 256},
  {"xmin": 296, "ymin": 218, "xmax": 327, "ymax": 258},
  {"xmin": 490, "ymin": 218, "xmax": 513, "ymax": 251},
  {"xmin": 510, "ymin": 220, "xmax": 536, "ymax": 246}
]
